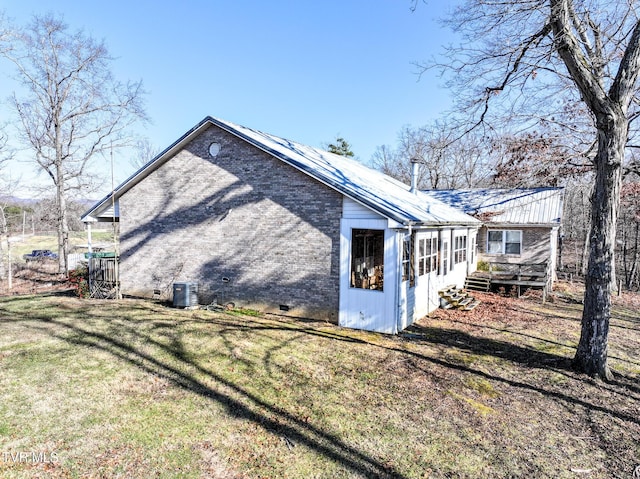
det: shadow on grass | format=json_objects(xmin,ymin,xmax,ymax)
[
  {"xmin": 402, "ymin": 321, "xmax": 640, "ymax": 404},
  {"xmin": 433, "ymin": 316, "xmax": 640, "ymax": 371},
  {"xmin": 2, "ymin": 297, "xmax": 639, "ymax": 477},
  {"xmin": 8, "ymin": 307, "xmax": 405, "ymax": 479}
]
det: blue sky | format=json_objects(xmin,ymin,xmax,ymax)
[{"xmin": 1, "ymin": 1, "xmax": 460, "ymax": 196}]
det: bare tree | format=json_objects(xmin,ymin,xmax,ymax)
[
  {"xmin": 490, "ymin": 130, "xmax": 593, "ymax": 187},
  {"xmin": 0, "ymin": 127, "xmax": 16, "ymax": 285},
  {"xmin": 129, "ymin": 138, "xmax": 159, "ymax": 171},
  {"xmin": 619, "ymin": 179, "xmax": 640, "ymax": 290},
  {"xmin": 372, "ymin": 122, "xmax": 493, "ymax": 189},
  {"xmin": 420, "ymin": 0, "xmax": 640, "ymax": 379},
  {"xmin": 0, "ymin": 13, "xmax": 147, "ymax": 274}
]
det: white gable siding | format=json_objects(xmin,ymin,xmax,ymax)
[
  {"xmin": 96, "ymin": 200, "xmax": 119, "ymax": 221},
  {"xmin": 342, "ymin": 197, "xmax": 385, "ymax": 220}
]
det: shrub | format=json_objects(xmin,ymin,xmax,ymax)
[
  {"xmin": 68, "ymin": 266, "xmax": 89, "ymax": 298},
  {"xmin": 477, "ymin": 260, "xmax": 489, "ymax": 271}
]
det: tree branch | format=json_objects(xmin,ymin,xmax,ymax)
[
  {"xmin": 610, "ymin": 20, "xmax": 640, "ymax": 109},
  {"xmin": 549, "ymin": 0, "xmax": 608, "ymax": 114}
]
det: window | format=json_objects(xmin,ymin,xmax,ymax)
[
  {"xmin": 441, "ymin": 238, "xmax": 449, "ymax": 276},
  {"xmin": 351, "ymin": 229, "xmax": 384, "ymax": 291},
  {"xmin": 454, "ymin": 235, "xmax": 467, "ymax": 264},
  {"xmin": 487, "ymin": 230, "xmax": 522, "ymax": 255},
  {"xmin": 471, "ymin": 235, "xmax": 477, "ymax": 263},
  {"xmin": 418, "ymin": 237, "xmax": 438, "ymax": 275},
  {"xmin": 402, "ymin": 232, "xmax": 416, "ymax": 286},
  {"xmin": 505, "ymin": 231, "xmax": 522, "ymax": 254}
]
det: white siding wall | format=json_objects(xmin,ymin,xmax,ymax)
[
  {"xmin": 340, "ymin": 198, "xmax": 480, "ymax": 333},
  {"xmin": 339, "ymin": 217, "xmax": 400, "ymax": 334}
]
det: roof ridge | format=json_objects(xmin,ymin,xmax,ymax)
[{"xmin": 83, "ymin": 116, "xmax": 480, "ymax": 227}]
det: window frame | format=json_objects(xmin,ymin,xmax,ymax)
[
  {"xmin": 350, "ymin": 229, "xmax": 385, "ymax": 291},
  {"xmin": 440, "ymin": 237, "xmax": 449, "ymax": 276},
  {"xmin": 402, "ymin": 232, "xmax": 416, "ymax": 287},
  {"xmin": 453, "ymin": 234, "xmax": 467, "ymax": 264},
  {"xmin": 418, "ymin": 236, "xmax": 438, "ymax": 276},
  {"xmin": 487, "ymin": 229, "xmax": 522, "ymax": 256}
]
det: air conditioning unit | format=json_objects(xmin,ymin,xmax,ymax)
[{"xmin": 173, "ymin": 282, "xmax": 199, "ymax": 308}]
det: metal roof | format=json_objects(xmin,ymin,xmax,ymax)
[
  {"xmin": 422, "ymin": 188, "xmax": 565, "ymax": 226},
  {"xmin": 82, "ymin": 116, "xmax": 479, "ymax": 227}
]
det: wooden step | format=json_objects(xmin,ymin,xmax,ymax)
[
  {"xmin": 438, "ymin": 284, "xmax": 457, "ymax": 295},
  {"xmin": 465, "ymin": 276, "xmax": 490, "ymax": 292},
  {"xmin": 456, "ymin": 297, "xmax": 474, "ymax": 308},
  {"xmin": 440, "ymin": 290, "xmax": 463, "ymax": 300},
  {"xmin": 438, "ymin": 284, "xmax": 483, "ymax": 312},
  {"xmin": 448, "ymin": 292, "xmax": 465, "ymax": 301},
  {"xmin": 462, "ymin": 300, "xmax": 481, "ymax": 311}
]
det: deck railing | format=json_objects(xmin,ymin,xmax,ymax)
[{"xmin": 486, "ymin": 261, "xmax": 551, "ymax": 301}]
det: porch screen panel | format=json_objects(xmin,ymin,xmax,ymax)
[{"xmin": 351, "ymin": 229, "xmax": 384, "ymax": 291}]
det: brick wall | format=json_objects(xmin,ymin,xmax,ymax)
[{"xmin": 118, "ymin": 124, "xmax": 343, "ymax": 321}]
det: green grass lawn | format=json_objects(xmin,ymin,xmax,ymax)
[
  {"xmin": 8, "ymin": 231, "xmax": 116, "ymax": 261},
  {"xmin": 0, "ymin": 292, "xmax": 638, "ymax": 478}
]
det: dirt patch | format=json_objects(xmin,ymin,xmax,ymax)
[
  {"xmin": 410, "ymin": 283, "xmax": 640, "ymax": 477},
  {"xmin": 0, "ymin": 261, "xmax": 72, "ymax": 296}
]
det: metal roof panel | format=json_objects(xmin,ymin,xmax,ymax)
[
  {"xmin": 423, "ymin": 188, "xmax": 564, "ymax": 226},
  {"xmin": 82, "ymin": 117, "xmax": 480, "ymax": 227}
]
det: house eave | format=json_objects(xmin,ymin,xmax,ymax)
[
  {"xmin": 207, "ymin": 118, "xmax": 480, "ymax": 228},
  {"xmin": 81, "ymin": 116, "xmax": 481, "ymax": 228},
  {"xmin": 482, "ymin": 222, "xmax": 561, "ymax": 229},
  {"xmin": 81, "ymin": 117, "xmax": 216, "ymax": 221}
]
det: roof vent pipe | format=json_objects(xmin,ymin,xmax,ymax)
[{"xmin": 410, "ymin": 158, "xmax": 421, "ymax": 194}]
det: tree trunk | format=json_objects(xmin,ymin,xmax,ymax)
[
  {"xmin": 56, "ymin": 162, "xmax": 69, "ymax": 275},
  {"xmin": 0, "ymin": 240, "xmax": 4, "ymax": 280},
  {"xmin": 580, "ymin": 188, "xmax": 590, "ymax": 276},
  {"xmin": 573, "ymin": 115, "xmax": 624, "ymax": 381},
  {"xmin": 629, "ymin": 222, "xmax": 639, "ymax": 290},
  {"xmin": 0, "ymin": 206, "xmax": 6, "ymax": 281}
]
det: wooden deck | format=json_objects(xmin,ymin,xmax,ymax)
[{"xmin": 467, "ymin": 262, "xmax": 551, "ymax": 302}]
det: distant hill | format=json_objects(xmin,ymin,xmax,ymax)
[{"xmin": 0, "ymin": 196, "xmax": 38, "ymax": 206}]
